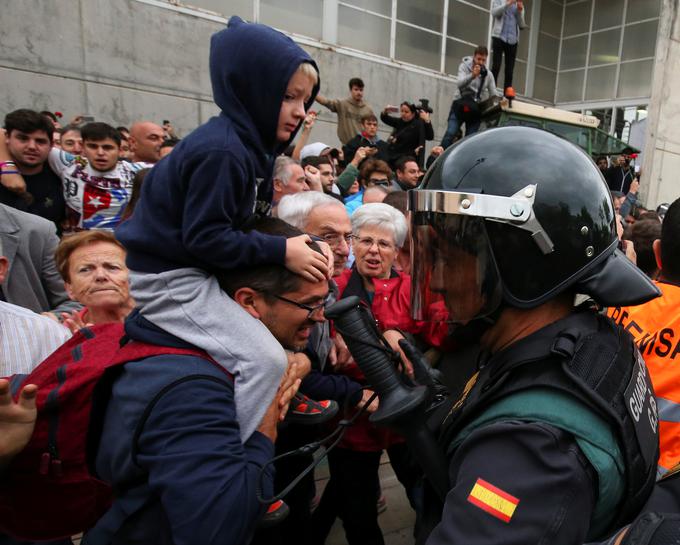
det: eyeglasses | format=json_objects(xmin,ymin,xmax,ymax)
[
  {"xmin": 352, "ymin": 235, "xmax": 395, "ymax": 252},
  {"xmin": 310, "ymin": 232, "xmax": 352, "ymax": 248},
  {"xmin": 368, "ymin": 177, "xmax": 390, "ymax": 187},
  {"xmin": 266, "ymin": 293, "xmax": 330, "ymax": 319}
]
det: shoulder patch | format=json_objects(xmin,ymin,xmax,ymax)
[{"xmin": 467, "ymin": 478, "xmax": 519, "ymax": 523}]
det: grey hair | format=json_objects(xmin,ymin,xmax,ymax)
[
  {"xmin": 273, "ymin": 155, "xmax": 300, "ymax": 186},
  {"xmin": 277, "ymin": 191, "xmax": 345, "ymax": 230},
  {"xmin": 351, "ymin": 202, "xmax": 408, "ymax": 248}
]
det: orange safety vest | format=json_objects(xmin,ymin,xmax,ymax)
[{"xmin": 608, "ymin": 280, "xmax": 680, "ymax": 477}]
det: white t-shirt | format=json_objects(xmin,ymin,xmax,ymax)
[{"xmin": 48, "ymin": 149, "xmax": 149, "ymax": 232}]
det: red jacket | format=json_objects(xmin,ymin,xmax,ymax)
[{"xmin": 331, "ymin": 268, "xmax": 450, "ymax": 451}]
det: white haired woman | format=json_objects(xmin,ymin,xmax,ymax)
[{"xmin": 312, "ymin": 203, "xmax": 448, "ymax": 545}]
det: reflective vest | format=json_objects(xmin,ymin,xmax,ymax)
[{"xmin": 608, "ymin": 281, "xmax": 680, "ymax": 477}]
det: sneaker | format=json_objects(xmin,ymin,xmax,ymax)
[
  {"xmin": 259, "ymin": 499, "xmax": 290, "ymax": 528},
  {"xmin": 504, "ymin": 86, "xmax": 516, "ymax": 99},
  {"xmin": 285, "ymin": 393, "xmax": 339, "ymax": 425}
]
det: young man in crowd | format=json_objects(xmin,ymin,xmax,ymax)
[
  {"xmin": 315, "ymin": 77, "xmax": 375, "ymax": 145},
  {"xmin": 46, "ymin": 122, "xmax": 148, "ymax": 232},
  {"xmin": 342, "ymin": 113, "xmax": 389, "ymax": 164},
  {"xmin": 393, "ymin": 156, "xmax": 420, "ymax": 190},
  {"xmin": 440, "ymin": 45, "xmax": 499, "ymax": 149},
  {"xmin": 0, "ymin": 110, "xmax": 65, "ymax": 231}
]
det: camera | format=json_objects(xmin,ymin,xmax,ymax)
[
  {"xmin": 479, "ymin": 65, "xmax": 488, "ymax": 78},
  {"xmin": 416, "ymin": 98, "xmax": 433, "ymax": 114}
]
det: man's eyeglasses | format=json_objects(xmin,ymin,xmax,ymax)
[
  {"xmin": 351, "ymin": 235, "xmax": 395, "ymax": 252},
  {"xmin": 310, "ymin": 233, "xmax": 353, "ymax": 248},
  {"xmin": 266, "ymin": 293, "xmax": 330, "ymax": 319}
]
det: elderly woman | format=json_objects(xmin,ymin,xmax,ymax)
[
  {"xmin": 313, "ymin": 203, "xmax": 447, "ymax": 545},
  {"xmin": 55, "ymin": 231, "xmax": 134, "ymax": 331}
]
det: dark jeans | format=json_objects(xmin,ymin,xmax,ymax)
[
  {"xmin": 440, "ymin": 100, "xmax": 481, "ymax": 149},
  {"xmin": 250, "ymin": 426, "xmax": 318, "ymax": 545},
  {"xmin": 491, "ymin": 36, "xmax": 518, "ymax": 89},
  {"xmin": 310, "ymin": 445, "xmax": 422, "ymax": 545}
]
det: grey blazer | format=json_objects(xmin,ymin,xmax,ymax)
[{"xmin": 0, "ymin": 204, "xmax": 80, "ymax": 315}]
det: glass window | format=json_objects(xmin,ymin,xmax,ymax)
[
  {"xmin": 556, "ymin": 69, "xmax": 585, "ymax": 102},
  {"xmin": 622, "ymin": 20, "xmax": 659, "ymax": 61},
  {"xmin": 398, "ymin": 0, "xmax": 445, "ymax": 31},
  {"xmin": 338, "ymin": 5, "xmax": 391, "ymax": 57},
  {"xmin": 447, "ymin": 1, "xmax": 490, "ymax": 45},
  {"xmin": 512, "ymin": 60, "xmax": 527, "ymax": 95},
  {"xmin": 463, "ymin": 0, "xmax": 492, "ymax": 9},
  {"xmin": 445, "ymin": 38, "xmax": 475, "ymax": 75},
  {"xmin": 539, "ymin": 1, "xmax": 563, "ymax": 37},
  {"xmin": 517, "ymin": 31, "xmax": 530, "ymax": 62},
  {"xmin": 259, "ymin": 0, "xmax": 323, "ymax": 39},
  {"xmin": 536, "ymin": 32, "xmax": 559, "ymax": 69},
  {"xmin": 626, "ymin": 0, "xmax": 661, "ymax": 23},
  {"xmin": 592, "ymin": 0, "xmax": 623, "ymax": 30},
  {"xmin": 185, "ymin": 0, "xmax": 251, "ymax": 18},
  {"xmin": 533, "ymin": 67, "xmax": 556, "ymax": 102},
  {"xmin": 587, "ymin": 108, "xmax": 613, "ymax": 132},
  {"xmin": 617, "ymin": 60, "xmax": 653, "ymax": 98},
  {"xmin": 560, "ymin": 35, "xmax": 588, "ymax": 70},
  {"xmin": 522, "ymin": 0, "xmax": 532, "ymax": 26},
  {"xmin": 545, "ymin": 121, "xmax": 590, "ymax": 150},
  {"xmin": 563, "ymin": 0, "xmax": 592, "ymax": 36},
  {"xmin": 395, "ymin": 23, "xmax": 442, "ymax": 71},
  {"xmin": 588, "ymin": 28, "xmax": 621, "ymax": 65},
  {"xmin": 585, "ymin": 65, "xmax": 616, "ymax": 100},
  {"xmin": 341, "ymin": 0, "xmax": 392, "ymax": 16}
]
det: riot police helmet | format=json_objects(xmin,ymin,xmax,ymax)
[{"xmin": 408, "ymin": 126, "xmax": 659, "ymax": 324}]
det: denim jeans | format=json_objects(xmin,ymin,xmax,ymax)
[{"xmin": 441, "ymin": 100, "xmax": 481, "ymax": 149}]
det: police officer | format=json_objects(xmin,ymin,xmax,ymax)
[{"xmin": 406, "ymin": 126, "xmax": 662, "ymax": 544}]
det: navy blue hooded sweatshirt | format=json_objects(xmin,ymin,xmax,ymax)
[{"xmin": 116, "ymin": 17, "xmax": 319, "ymax": 274}]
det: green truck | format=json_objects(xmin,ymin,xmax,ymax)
[{"xmin": 480, "ymin": 97, "xmax": 638, "ymax": 157}]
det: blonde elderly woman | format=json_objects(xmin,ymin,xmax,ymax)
[
  {"xmin": 55, "ymin": 230, "xmax": 134, "ymax": 332},
  {"xmin": 313, "ymin": 203, "xmax": 448, "ymax": 545}
]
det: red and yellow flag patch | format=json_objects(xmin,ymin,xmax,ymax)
[{"xmin": 467, "ymin": 478, "xmax": 520, "ymax": 523}]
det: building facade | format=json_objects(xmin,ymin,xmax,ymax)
[{"xmin": 0, "ymin": 0, "xmax": 674, "ymax": 204}]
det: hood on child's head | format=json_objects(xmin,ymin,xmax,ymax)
[{"xmin": 209, "ymin": 16, "xmax": 320, "ymax": 154}]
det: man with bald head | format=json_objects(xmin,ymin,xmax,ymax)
[{"xmin": 129, "ymin": 121, "xmax": 165, "ymax": 163}]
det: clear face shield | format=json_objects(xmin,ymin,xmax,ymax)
[{"xmin": 408, "ymin": 186, "xmax": 554, "ymax": 325}]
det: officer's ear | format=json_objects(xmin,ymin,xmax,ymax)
[
  {"xmin": 653, "ymin": 239, "xmax": 663, "ymax": 271},
  {"xmin": 233, "ymin": 287, "xmax": 263, "ymax": 320}
]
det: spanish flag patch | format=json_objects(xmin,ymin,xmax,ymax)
[{"xmin": 467, "ymin": 478, "xmax": 519, "ymax": 523}]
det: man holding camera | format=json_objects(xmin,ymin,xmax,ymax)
[{"xmin": 440, "ymin": 45, "xmax": 499, "ymax": 149}]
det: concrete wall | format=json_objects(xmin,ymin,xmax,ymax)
[
  {"xmin": 641, "ymin": 0, "xmax": 680, "ymax": 209},
  {"xmin": 0, "ymin": 0, "xmax": 454, "ymax": 151}
]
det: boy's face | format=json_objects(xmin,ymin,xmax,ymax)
[
  {"xmin": 83, "ymin": 138, "xmax": 120, "ymax": 172},
  {"xmin": 362, "ymin": 119, "xmax": 378, "ymax": 138},
  {"xmin": 277, "ymin": 71, "xmax": 314, "ymax": 143}
]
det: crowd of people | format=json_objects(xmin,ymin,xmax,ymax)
[{"xmin": 0, "ymin": 7, "xmax": 679, "ymax": 545}]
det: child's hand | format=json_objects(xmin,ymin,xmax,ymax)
[
  {"xmin": 316, "ymin": 240, "xmax": 335, "ymax": 279},
  {"xmin": 285, "ymin": 235, "xmax": 329, "ymax": 282}
]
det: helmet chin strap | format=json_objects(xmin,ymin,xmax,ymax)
[{"xmin": 449, "ymin": 304, "xmax": 505, "ymax": 345}]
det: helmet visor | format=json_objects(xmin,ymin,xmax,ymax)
[{"xmin": 411, "ymin": 211, "xmax": 503, "ymax": 324}]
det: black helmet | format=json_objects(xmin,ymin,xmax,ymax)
[{"xmin": 408, "ymin": 126, "xmax": 659, "ymax": 324}]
